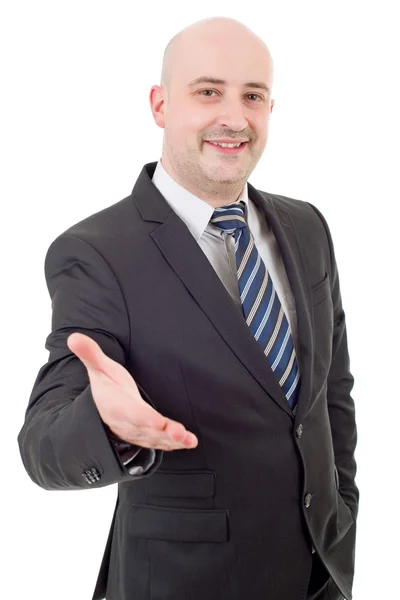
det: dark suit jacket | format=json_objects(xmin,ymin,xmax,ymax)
[{"xmin": 18, "ymin": 161, "xmax": 359, "ymax": 600}]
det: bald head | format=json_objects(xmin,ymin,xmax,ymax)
[
  {"xmin": 160, "ymin": 17, "xmax": 274, "ymax": 93},
  {"xmin": 150, "ymin": 16, "xmax": 275, "ymax": 206}
]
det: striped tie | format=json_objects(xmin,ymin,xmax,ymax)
[{"xmin": 210, "ymin": 201, "xmax": 300, "ymax": 411}]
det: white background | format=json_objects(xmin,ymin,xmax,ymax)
[{"xmin": 1, "ymin": 1, "xmax": 399, "ymax": 598}]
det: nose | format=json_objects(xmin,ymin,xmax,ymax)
[{"xmin": 214, "ymin": 97, "xmax": 249, "ymax": 132}]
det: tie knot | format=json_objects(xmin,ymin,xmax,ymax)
[{"xmin": 210, "ymin": 201, "xmax": 247, "ymax": 234}]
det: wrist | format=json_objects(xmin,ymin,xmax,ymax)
[{"xmin": 103, "ymin": 422, "xmax": 126, "ymax": 443}]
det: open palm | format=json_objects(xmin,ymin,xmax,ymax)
[{"xmin": 67, "ymin": 332, "xmax": 198, "ymax": 451}]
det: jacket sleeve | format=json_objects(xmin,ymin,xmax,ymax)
[
  {"xmin": 308, "ymin": 203, "xmax": 359, "ymax": 522},
  {"xmin": 17, "ymin": 233, "xmax": 163, "ymax": 490}
]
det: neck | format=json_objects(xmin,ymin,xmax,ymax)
[{"xmin": 160, "ymin": 157, "xmax": 245, "ymax": 209}]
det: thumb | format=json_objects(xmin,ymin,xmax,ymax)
[{"xmin": 67, "ymin": 332, "xmax": 108, "ymax": 375}]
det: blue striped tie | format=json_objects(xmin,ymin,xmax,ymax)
[{"xmin": 210, "ymin": 201, "xmax": 300, "ymax": 411}]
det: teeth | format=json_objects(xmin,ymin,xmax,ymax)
[{"xmin": 210, "ymin": 142, "xmax": 242, "ymax": 148}]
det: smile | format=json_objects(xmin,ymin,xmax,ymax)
[{"xmin": 204, "ymin": 141, "xmax": 249, "ymax": 155}]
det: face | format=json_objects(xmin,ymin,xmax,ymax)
[{"xmin": 150, "ymin": 29, "xmax": 274, "ymax": 203}]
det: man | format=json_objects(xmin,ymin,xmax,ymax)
[{"xmin": 18, "ymin": 16, "xmax": 359, "ymax": 600}]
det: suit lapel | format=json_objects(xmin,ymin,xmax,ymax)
[
  {"xmin": 248, "ymin": 184, "xmax": 314, "ymax": 419},
  {"xmin": 133, "ymin": 163, "xmax": 314, "ymax": 419}
]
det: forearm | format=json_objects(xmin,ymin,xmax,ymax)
[{"xmin": 18, "ymin": 383, "xmax": 131, "ymax": 490}]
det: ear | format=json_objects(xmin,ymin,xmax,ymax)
[{"xmin": 149, "ymin": 85, "xmax": 166, "ymax": 129}]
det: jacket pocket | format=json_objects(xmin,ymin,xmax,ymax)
[{"xmin": 130, "ymin": 503, "xmax": 229, "ymax": 542}]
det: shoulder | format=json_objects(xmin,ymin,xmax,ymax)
[
  {"xmin": 45, "ymin": 192, "xmax": 141, "ymax": 259},
  {"xmin": 61, "ymin": 194, "xmax": 136, "ymax": 239},
  {"xmin": 255, "ymin": 187, "xmax": 330, "ymax": 237}
]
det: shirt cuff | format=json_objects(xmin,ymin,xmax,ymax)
[{"xmin": 103, "ymin": 423, "xmax": 156, "ymax": 474}]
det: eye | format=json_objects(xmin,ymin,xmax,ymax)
[
  {"xmin": 247, "ymin": 93, "xmax": 263, "ymax": 101},
  {"xmin": 198, "ymin": 90, "xmax": 263, "ymax": 101},
  {"xmin": 198, "ymin": 89, "xmax": 218, "ymax": 96}
]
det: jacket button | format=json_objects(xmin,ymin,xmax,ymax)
[
  {"xmin": 295, "ymin": 424, "xmax": 303, "ymax": 439},
  {"xmin": 304, "ymin": 493, "xmax": 312, "ymax": 508}
]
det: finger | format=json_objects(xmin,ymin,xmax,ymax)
[
  {"xmin": 136, "ymin": 432, "xmax": 198, "ymax": 451},
  {"xmin": 157, "ymin": 430, "xmax": 198, "ymax": 450},
  {"xmin": 151, "ymin": 439, "xmax": 197, "ymax": 451},
  {"xmin": 167, "ymin": 421, "xmax": 188, "ymax": 442},
  {"xmin": 183, "ymin": 431, "xmax": 198, "ymax": 447},
  {"xmin": 131, "ymin": 415, "xmax": 198, "ymax": 448},
  {"xmin": 149, "ymin": 417, "xmax": 186, "ymax": 440},
  {"xmin": 163, "ymin": 420, "xmax": 198, "ymax": 447}
]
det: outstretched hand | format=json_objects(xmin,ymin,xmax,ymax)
[{"xmin": 67, "ymin": 332, "xmax": 198, "ymax": 451}]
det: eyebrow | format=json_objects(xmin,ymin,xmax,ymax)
[{"xmin": 188, "ymin": 76, "xmax": 270, "ymax": 94}]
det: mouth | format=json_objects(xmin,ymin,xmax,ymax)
[{"xmin": 204, "ymin": 141, "xmax": 249, "ymax": 155}]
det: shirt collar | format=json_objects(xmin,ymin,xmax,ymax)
[{"xmin": 152, "ymin": 158, "xmax": 249, "ymax": 242}]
